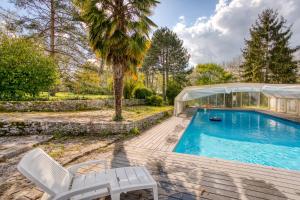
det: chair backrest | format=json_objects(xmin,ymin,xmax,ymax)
[{"xmin": 17, "ymin": 148, "xmax": 72, "ymax": 196}]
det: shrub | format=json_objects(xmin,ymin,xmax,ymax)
[
  {"xmin": 166, "ymin": 81, "xmax": 182, "ymax": 105},
  {"xmin": 0, "ymin": 34, "xmax": 58, "ymax": 100},
  {"xmin": 146, "ymin": 95, "xmax": 163, "ymax": 106},
  {"xmin": 73, "ymin": 62, "xmax": 101, "ymax": 95},
  {"xmin": 133, "ymin": 87, "xmax": 153, "ymax": 99},
  {"xmin": 129, "ymin": 127, "xmax": 140, "ymax": 135},
  {"xmin": 123, "ymin": 78, "xmax": 137, "ymax": 99}
]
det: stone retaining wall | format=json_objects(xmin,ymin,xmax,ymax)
[
  {"xmin": 0, "ymin": 99, "xmax": 145, "ymax": 112},
  {"xmin": 0, "ymin": 109, "xmax": 173, "ymax": 136}
]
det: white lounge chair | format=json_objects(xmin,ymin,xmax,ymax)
[{"xmin": 17, "ymin": 148, "xmax": 158, "ymax": 200}]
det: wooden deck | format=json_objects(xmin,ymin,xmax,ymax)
[{"xmin": 86, "ymin": 114, "xmax": 300, "ymax": 200}]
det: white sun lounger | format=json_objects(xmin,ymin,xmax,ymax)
[{"xmin": 17, "ymin": 148, "xmax": 158, "ymax": 200}]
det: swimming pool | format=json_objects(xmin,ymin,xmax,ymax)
[{"xmin": 174, "ymin": 109, "xmax": 300, "ymax": 171}]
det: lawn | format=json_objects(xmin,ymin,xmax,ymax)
[
  {"xmin": 0, "ymin": 106, "xmax": 174, "ymax": 122},
  {"xmin": 39, "ymin": 92, "xmax": 113, "ymax": 101},
  {"xmin": 123, "ymin": 105, "xmax": 173, "ymax": 120}
]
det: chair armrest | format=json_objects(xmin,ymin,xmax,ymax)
[
  {"xmin": 67, "ymin": 160, "xmax": 107, "ymax": 175},
  {"xmin": 53, "ymin": 182, "xmax": 110, "ymax": 200}
]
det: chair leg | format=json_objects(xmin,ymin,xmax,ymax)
[
  {"xmin": 153, "ymin": 185, "xmax": 158, "ymax": 200},
  {"xmin": 111, "ymin": 193, "xmax": 120, "ymax": 200}
]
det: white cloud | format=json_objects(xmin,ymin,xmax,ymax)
[{"xmin": 173, "ymin": 0, "xmax": 300, "ymax": 65}]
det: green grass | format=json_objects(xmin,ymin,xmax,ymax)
[
  {"xmin": 123, "ymin": 105, "xmax": 173, "ymax": 120},
  {"xmin": 124, "ymin": 105, "xmax": 173, "ymax": 113},
  {"xmin": 39, "ymin": 92, "xmax": 112, "ymax": 101}
]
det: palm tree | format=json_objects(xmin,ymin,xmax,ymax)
[{"xmin": 75, "ymin": 0, "xmax": 158, "ymax": 121}]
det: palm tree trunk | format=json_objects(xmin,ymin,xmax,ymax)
[{"xmin": 113, "ymin": 64, "xmax": 124, "ymax": 121}]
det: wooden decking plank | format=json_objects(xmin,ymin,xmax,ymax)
[
  {"xmin": 124, "ymin": 146, "xmax": 300, "ymax": 181},
  {"xmin": 108, "ymin": 149, "xmax": 300, "ymax": 192},
  {"xmin": 109, "ymin": 155, "xmax": 300, "ymax": 200},
  {"xmin": 142, "ymin": 119, "xmax": 180, "ymax": 150},
  {"xmin": 122, "ymin": 146, "xmax": 300, "ymax": 182},
  {"xmin": 134, "ymin": 120, "xmax": 174, "ymax": 148},
  {"xmin": 153, "ymin": 119, "xmax": 189, "ymax": 151},
  {"xmin": 111, "ymin": 159, "xmax": 294, "ymax": 200},
  {"xmin": 112, "ymin": 161, "xmax": 241, "ymax": 200},
  {"xmin": 127, "ymin": 140, "xmax": 300, "ymax": 181},
  {"xmin": 120, "ymin": 147, "xmax": 300, "ymax": 187},
  {"xmin": 109, "ymin": 149, "xmax": 300, "ymax": 195}
]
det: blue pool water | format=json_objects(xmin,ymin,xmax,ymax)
[{"xmin": 174, "ymin": 109, "xmax": 300, "ymax": 171}]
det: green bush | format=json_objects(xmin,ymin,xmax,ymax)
[
  {"xmin": 133, "ymin": 87, "xmax": 153, "ymax": 99},
  {"xmin": 0, "ymin": 34, "xmax": 58, "ymax": 100},
  {"xmin": 73, "ymin": 62, "xmax": 101, "ymax": 95},
  {"xmin": 123, "ymin": 78, "xmax": 137, "ymax": 99},
  {"xmin": 166, "ymin": 81, "xmax": 182, "ymax": 105},
  {"xmin": 129, "ymin": 127, "xmax": 140, "ymax": 135},
  {"xmin": 146, "ymin": 95, "xmax": 163, "ymax": 106}
]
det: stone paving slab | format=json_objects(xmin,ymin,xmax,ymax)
[
  {"xmin": 0, "ymin": 135, "xmax": 52, "ymax": 162},
  {"xmin": 0, "ymin": 135, "xmax": 120, "ymax": 199}
]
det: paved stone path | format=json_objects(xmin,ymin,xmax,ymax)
[
  {"xmin": 0, "ymin": 135, "xmax": 120, "ymax": 200},
  {"xmin": 0, "ymin": 136, "xmax": 52, "ymax": 162}
]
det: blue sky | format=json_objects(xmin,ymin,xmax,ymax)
[
  {"xmin": 1, "ymin": 1, "xmax": 12, "ymax": 9},
  {"xmin": 151, "ymin": 0, "xmax": 218, "ymax": 28},
  {"xmin": 1, "ymin": 0, "xmax": 300, "ymax": 64},
  {"xmin": 1, "ymin": 0, "xmax": 217, "ymax": 28}
]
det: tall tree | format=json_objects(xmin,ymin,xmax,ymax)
[
  {"xmin": 0, "ymin": 0, "xmax": 91, "ymax": 66},
  {"xmin": 241, "ymin": 9, "xmax": 299, "ymax": 83},
  {"xmin": 190, "ymin": 63, "xmax": 233, "ymax": 85},
  {"xmin": 75, "ymin": 0, "xmax": 158, "ymax": 121},
  {"xmin": 142, "ymin": 27, "xmax": 190, "ymax": 101}
]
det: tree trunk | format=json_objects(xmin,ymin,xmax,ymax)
[
  {"xmin": 151, "ymin": 72, "xmax": 154, "ymax": 88},
  {"xmin": 166, "ymin": 49, "xmax": 169, "ymax": 89},
  {"xmin": 145, "ymin": 72, "xmax": 149, "ymax": 88},
  {"xmin": 113, "ymin": 64, "xmax": 124, "ymax": 121},
  {"xmin": 162, "ymin": 69, "xmax": 166, "ymax": 101},
  {"xmin": 50, "ymin": 0, "xmax": 55, "ymax": 58},
  {"xmin": 166, "ymin": 67, "xmax": 169, "ymax": 89}
]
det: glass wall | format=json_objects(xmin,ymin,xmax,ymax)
[
  {"xmin": 241, "ymin": 92, "xmax": 249, "ymax": 107},
  {"xmin": 260, "ymin": 93, "xmax": 269, "ymax": 108},
  {"xmin": 183, "ymin": 92, "xmax": 300, "ymax": 116},
  {"xmin": 187, "ymin": 92, "xmax": 268, "ymax": 108},
  {"xmin": 216, "ymin": 93, "xmax": 225, "ymax": 107},
  {"xmin": 249, "ymin": 92, "xmax": 260, "ymax": 107},
  {"xmin": 287, "ymin": 99, "xmax": 297, "ymax": 113}
]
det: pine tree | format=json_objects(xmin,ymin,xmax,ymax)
[
  {"xmin": 142, "ymin": 27, "xmax": 190, "ymax": 100},
  {"xmin": 241, "ymin": 9, "xmax": 299, "ymax": 83},
  {"xmin": 0, "ymin": 0, "xmax": 90, "ymax": 66}
]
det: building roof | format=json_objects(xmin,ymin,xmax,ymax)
[{"xmin": 175, "ymin": 83, "xmax": 300, "ymax": 102}]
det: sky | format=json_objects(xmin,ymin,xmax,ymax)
[
  {"xmin": 151, "ymin": 0, "xmax": 300, "ymax": 65},
  {"xmin": 1, "ymin": 0, "xmax": 300, "ymax": 65},
  {"xmin": 150, "ymin": 0, "xmax": 218, "ymax": 28}
]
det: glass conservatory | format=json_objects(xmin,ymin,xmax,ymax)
[{"xmin": 174, "ymin": 83, "xmax": 300, "ymax": 116}]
